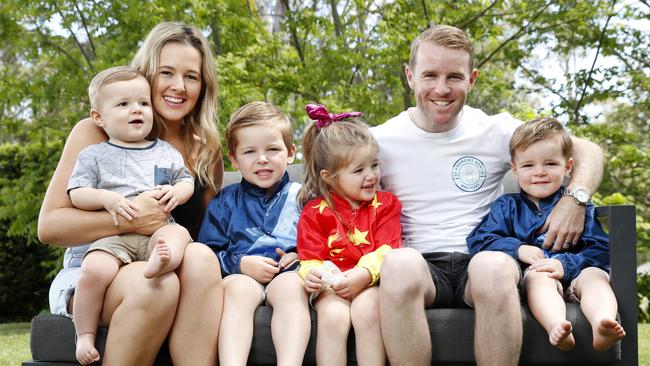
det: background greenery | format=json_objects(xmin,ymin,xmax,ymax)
[{"xmin": 0, "ymin": 0, "xmax": 648, "ymax": 321}]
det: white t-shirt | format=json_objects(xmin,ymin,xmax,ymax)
[{"xmin": 371, "ymin": 106, "xmax": 521, "ymax": 253}]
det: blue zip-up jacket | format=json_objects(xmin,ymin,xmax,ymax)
[
  {"xmin": 466, "ymin": 188, "xmax": 609, "ymax": 285},
  {"xmin": 198, "ymin": 172, "xmax": 301, "ymax": 277}
]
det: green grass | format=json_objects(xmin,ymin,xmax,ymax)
[
  {"xmin": 0, "ymin": 322, "xmax": 31, "ymax": 366},
  {"xmin": 1, "ymin": 322, "xmax": 649, "ymax": 365}
]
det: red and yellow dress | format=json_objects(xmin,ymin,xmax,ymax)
[{"xmin": 297, "ymin": 191, "xmax": 402, "ymax": 285}]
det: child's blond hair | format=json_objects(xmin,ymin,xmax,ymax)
[
  {"xmin": 298, "ymin": 119, "xmax": 378, "ymax": 208},
  {"xmin": 88, "ymin": 66, "xmax": 144, "ymax": 110},
  {"xmin": 225, "ymin": 101, "xmax": 294, "ymax": 154},
  {"xmin": 509, "ymin": 117, "xmax": 573, "ymax": 160}
]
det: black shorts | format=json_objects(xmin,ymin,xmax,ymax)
[{"xmin": 424, "ymin": 252, "xmax": 471, "ymax": 309}]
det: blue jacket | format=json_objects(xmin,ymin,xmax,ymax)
[
  {"xmin": 466, "ymin": 188, "xmax": 609, "ymax": 285},
  {"xmin": 198, "ymin": 172, "xmax": 301, "ymax": 277}
]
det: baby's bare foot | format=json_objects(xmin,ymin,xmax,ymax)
[
  {"xmin": 144, "ymin": 238, "xmax": 171, "ymax": 278},
  {"xmin": 75, "ymin": 333, "xmax": 100, "ymax": 365},
  {"xmin": 549, "ymin": 320, "xmax": 575, "ymax": 351},
  {"xmin": 593, "ymin": 318, "xmax": 626, "ymax": 351}
]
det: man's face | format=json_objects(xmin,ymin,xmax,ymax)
[{"xmin": 406, "ymin": 42, "xmax": 477, "ymax": 133}]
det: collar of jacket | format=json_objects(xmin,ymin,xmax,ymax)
[{"xmin": 240, "ymin": 171, "xmax": 290, "ymax": 198}]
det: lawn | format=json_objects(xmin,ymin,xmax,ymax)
[
  {"xmin": 0, "ymin": 322, "xmax": 31, "ymax": 365},
  {"xmin": 2, "ymin": 322, "xmax": 650, "ymax": 364}
]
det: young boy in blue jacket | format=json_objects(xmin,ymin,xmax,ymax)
[
  {"xmin": 199, "ymin": 101, "xmax": 310, "ymax": 366},
  {"xmin": 467, "ymin": 117, "xmax": 625, "ymax": 352}
]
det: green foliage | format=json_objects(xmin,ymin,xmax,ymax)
[
  {"xmin": 0, "ymin": 0, "xmax": 648, "ymax": 319},
  {"xmin": 639, "ymin": 273, "xmax": 650, "ymax": 323},
  {"xmin": 0, "ymin": 142, "xmax": 64, "ymax": 321}
]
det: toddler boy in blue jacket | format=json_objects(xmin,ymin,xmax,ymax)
[
  {"xmin": 467, "ymin": 117, "xmax": 625, "ymax": 352},
  {"xmin": 199, "ymin": 101, "xmax": 310, "ymax": 365}
]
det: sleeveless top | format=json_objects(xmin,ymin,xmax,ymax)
[{"xmin": 173, "ymin": 178, "xmax": 206, "ymax": 240}]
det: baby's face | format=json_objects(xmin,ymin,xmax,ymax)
[
  {"xmin": 511, "ymin": 135, "xmax": 572, "ymax": 203},
  {"xmin": 94, "ymin": 76, "xmax": 154, "ymax": 147}
]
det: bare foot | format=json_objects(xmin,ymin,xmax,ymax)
[
  {"xmin": 549, "ymin": 320, "xmax": 575, "ymax": 351},
  {"xmin": 144, "ymin": 238, "xmax": 171, "ymax": 278},
  {"xmin": 593, "ymin": 318, "xmax": 626, "ymax": 351},
  {"xmin": 75, "ymin": 333, "xmax": 100, "ymax": 365}
]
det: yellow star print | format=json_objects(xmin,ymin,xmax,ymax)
[
  {"xmin": 327, "ymin": 232, "xmax": 339, "ymax": 248},
  {"xmin": 370, "ymin": 194, "xmax": 382, "ymax": 210},
  {"xmin": 313, "ymin": 200, "xmax": 329, "ymax": 214},
  {"xmin": 348, "ymin": 227, "xmax": 370, "ymax": 246}
]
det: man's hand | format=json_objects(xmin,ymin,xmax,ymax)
[
  {"xmin": 539, "ymin": 196, "xmax": 585, "ymax": 251},
  {"xmin": 528, "ymin": 258, "xmax": 564, "ymax": 280},
  {"xmin": 100, "ymin": 190, "xmax": 136, "ymax": 226},
  {"xmin": 517, "ymin": 245, "xmax": 545, "ymax": 265},
  {"xmin": 304, "ymin": 268, "xmax": 324, "ymax": 294},
  {"xmin": 240, "ymin": 255, "xmax": 279, "ymax": 284},
  {"xmin": 331, "ymin": 267, "xmax": 371, "ymax": 300}
]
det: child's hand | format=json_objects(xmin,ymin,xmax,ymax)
[
  {"xmin": 240, "ymin": 255, "xmax": 280, "ymax": 284},
  {"xmin": 331, "ymin": 267, "xmax": 372, "ymax": 300},
  {"xmin": 518, "ymin": 244, "xmax": 545, "ymax": 265},
  {"xmin": 100, "ymin": 190, "xmax": 137, "ymax": 226},
  {"xmin": 304, "ymin": 268, "xmax": 323, "ymax": 293},
  {"xmin": 155, "ymin": 185, "xmax": 181, "ymax": 213},
  {"xmin": 275, "ymin": 248, "xmax": 298, "ymax": 269},
  {"xmin": 529, "ymin": 258, "xmax": 564, "ymax": 280}
]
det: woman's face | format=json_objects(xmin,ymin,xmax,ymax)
[{"xmin": 153, "ymin": 42, "xmax": 203, "ymax": 125}]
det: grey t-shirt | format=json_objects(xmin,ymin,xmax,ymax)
[{"xmin": 67, "ymin": 139, "xmax": 193, "ymax": 198}]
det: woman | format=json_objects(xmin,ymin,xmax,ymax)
[{"xmin": 38, "ymin": 22, "xmax": 224, "ymax": 366}]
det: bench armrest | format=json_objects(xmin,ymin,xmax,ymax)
[{"xmin": 596, "ymin": 205, "xmax": 638, "ymax": 366}]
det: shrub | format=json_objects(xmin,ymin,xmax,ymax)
[
  {"xmin": 0, "ymin": 142, "xmax": 63, "ymax": 321},
  {"xmin": 639, "ymin": 273, "xmax": 650, "ymax": 323}
]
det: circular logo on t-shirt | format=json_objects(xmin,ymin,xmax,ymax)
[{"xmin": 452, "ymin": 156, "xmax": 487, "ymax": 192}]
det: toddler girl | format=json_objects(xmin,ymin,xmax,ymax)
[{"xmin": 297, "ymin": 104, "xmax": 402, "ymax": 366}]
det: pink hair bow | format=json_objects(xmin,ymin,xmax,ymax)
[{"xmin": 305, "ymin": 104, "xmax": 363, "ymax": 128}]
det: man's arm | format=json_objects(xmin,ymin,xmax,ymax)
[{"xmin": 542, "ymin": 136, "xmax": 604, "ymax": 251}]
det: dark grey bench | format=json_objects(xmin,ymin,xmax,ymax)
[{"xmin": 24, "ymin": 165, "xmax": 638, "ymax": 365}]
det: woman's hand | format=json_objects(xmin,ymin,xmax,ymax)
[
  {"xmin": 331, "ymin": 267, "xmax": 371, "ymax": 300},
  {"xmin": 129, "ymin": 191, "xmax": 168, "ymax": 235},
  {"xmin": 240, "ymin": 255, "xmax": 279, "ymax": 284},
  {"xmin": 304, "ymin": 268, "xmax": 323, "ymax": 294},
  {"xmin": 517, "ymin": 244, "xmax": 545, "ymax": 265}
]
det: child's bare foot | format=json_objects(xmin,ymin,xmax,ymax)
[
  {"xmin": 593, "ymin": 318, "xmax": 626, "ymax": 351},
  {"xmin": 549, "ymin": 320, "xmax": 575, "ymax": 351},
  {"xmin": 75, "ymin": 333, "xmax": 100, "ymax": 365},
  {"xmin": 144, "ymin": 238, "xmax": 171, "ymax": 278}
]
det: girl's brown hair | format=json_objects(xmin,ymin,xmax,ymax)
[{"xmin": 298, "ymin": 119, "xmax": 378, "ymax": 208}]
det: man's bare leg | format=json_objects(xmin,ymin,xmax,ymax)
[
  {"xmin": 379, "ymin": 248, "xmax": 435, "ymax": 366},
  {"xmin": 466, "ymin": 251, "xmax": 521, "ymax": 366}
]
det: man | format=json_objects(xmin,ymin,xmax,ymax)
[{"xmin": 371, "ymin": 25, "xmax": 604, "ymax": 366}]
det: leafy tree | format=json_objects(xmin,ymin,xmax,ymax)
[{"xmin": 0, "ymin": 0, "xmax": 648, "ymax": 319}]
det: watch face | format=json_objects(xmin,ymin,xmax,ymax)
[{"xmin": 574, "ymin": 188, "xmax": 589, "ymax": 203}]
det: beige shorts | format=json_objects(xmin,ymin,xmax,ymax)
[
  {"xmin": 84, "ymin": 233, "xmax": 151, "ymax": 264},
  {"xmin": 523, "ymin": 266, "xmax": 609, "ymax": 303}
]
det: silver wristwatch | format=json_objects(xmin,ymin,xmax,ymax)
[{"xmin": 564, "ymin": 186, "xmax": 590, "ymax": 205}]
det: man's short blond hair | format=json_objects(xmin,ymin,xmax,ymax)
[
  {"xmin": 510, "ymin": 117, "xmax": 573, "ymax": 160},
  {"xmin": 88, "ymin": 66, "xmax": 145, "ymax": 110},
  {"xmin": 226, "ymin": 101, "xmax": 294, "ymax": 154},
  {"xmin": 409, "ymin": 24, "xmax": 475, "ymax": 71}
]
